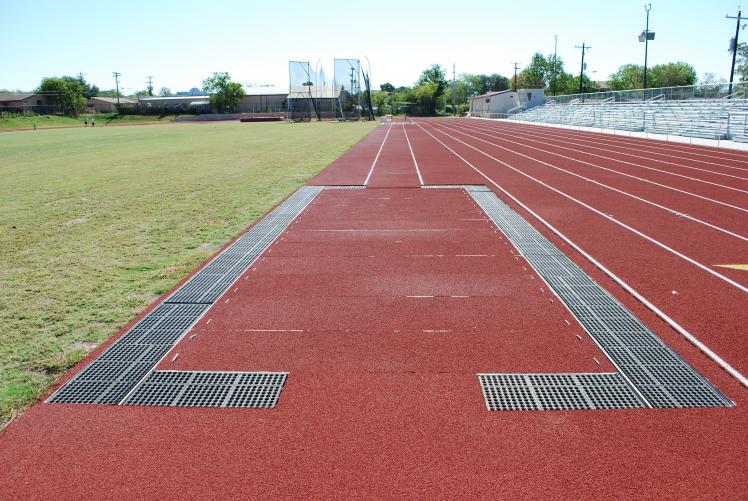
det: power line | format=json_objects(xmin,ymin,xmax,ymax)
[{"xmin": 146, "ymin": 76, "xmax": 154, "ymax": 96}]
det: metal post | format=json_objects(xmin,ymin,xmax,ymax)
[
  {"xmin": 643, "ymin": 4, "xmax": 651, "ymax": 89},
  {"xmin": 726, "ymin": 10, "xmax": 745, "ymax": 98},
  {"xmin": 112, "ymin": 72, "xmax": 121, "ymax": 106},
  {"xmin": 552, "ymin": 35, "xmax": 558, "ymax": 96},
  {"xmin": 575, "ymin": 43, "xmax": 590, "ymax": 96}
]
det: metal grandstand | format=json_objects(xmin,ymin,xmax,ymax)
[{"xmin": 504, "ymin": 82, "xmax": 748, "ymax": 142}]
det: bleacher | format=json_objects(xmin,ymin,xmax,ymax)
[{"xmin": 506, "ymin": 84, "xmax": 748, "ymax": 142}]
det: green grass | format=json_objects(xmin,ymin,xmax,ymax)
[
  {"xmin": 0, "ymin": 114, "xmax": 186, "ymax": 131},
  {"xmin": 0, "ymin": 120, "xmax": 376, "ymax": 428}
]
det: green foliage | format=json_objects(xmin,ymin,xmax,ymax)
[
  {"xmin": 37, "ymin": 77, "xmax": 86, "ymax": 115},
  {"xmin": 417, "ymin": 64, "xmax": 448, "ymax": 114},
  {"xmin": 608, "ymin": 64, "xmax": 645, "ymax": 90},
  {"xmin": 462, "ymin": 73, "xmax": 509, "ymax": 96},
  {"xmin": 159, "ymin": 87, "xmax": 172, "ymax": 97},
  {"xmin": 607, "ymin": 62, "xmax": 696, "ymax": 90},
  {"xmin": 517, "ymin": 52, "xmax": 547, "ymax": 89},
  {"xmin": 650, "ymin": 62, "xmax": 697, "ymax": 87},
  {"xmin": 736, "ymin": 43, "xmax": 748, "ymax": 82},
  {"xmin": 202, "ymin": 72, "xmax": 245, "ymax": 113},
  {"xmin": 380, "ymin": 83, "xmax": 395, "ymax": 93},
  {"xmin": 97, "ymin": 89, "xmax": 121, "ymax": 98}
]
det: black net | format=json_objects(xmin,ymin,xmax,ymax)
[{"xmin": 334, "ymin": 59, "xmax": 361, "ymax": 120}]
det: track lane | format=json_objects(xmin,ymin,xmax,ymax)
[
  {"xmin": 485, "ymin": 117, "xmax": 748, "ymax": 164},
  {"xmin": 453, "ymin": 119, "xmax": 748, "ymax": 214},
  {"xmin": 438, "ymin": 120, "xmax": 748, "ymax": 241},
  {"xmin": 415, "ymin": 119, "xmax": 748, "ymax": 378},
  {"xmin": 481, "ymin": 118, "xmax": 748, "ymax": 172},
  {"xmin": 465, "ymin": 119, "xmax": 748, "ymax": 190},
  {"xmin": 424, "ymin": 120, "xmax": 748, "ymax": 287},
  {"xmin": 366, "ymin": 125, "xmax": 422, "ymax": 188}
]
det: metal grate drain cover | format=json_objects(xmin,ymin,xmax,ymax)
[
  {"xmin": 124, "ymin": 371, "xmax": 288, "ymax": 408},
  {"xmin": 466, "ymin": 186, "xmax": 733, "ymax": 409},
  {"xmin": 48, "ymin": 186, "xmax": 325, "ymax": 406},
  {"xmin": 479, "ymin": 373, "xmax": 644, "ymax": 411}
]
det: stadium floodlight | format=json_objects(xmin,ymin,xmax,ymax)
[{"xmin": 640, "ymin": 4, "xmax": 654, "ymax": 89}]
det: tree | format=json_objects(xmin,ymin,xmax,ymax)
[
  {"xmin": 37, "ymin": 77, "xmax": 85, "ymax": 114},
  {"xmin": 417, "ymin": 64, "xmax": 447, "ymax": 113},
  {"xmin": 202, "ymin": 72, "xmax": 245, "ymax": 113},
  {"xmin": 649, "ymin": 62, "xmax": 696, "ymax": 87},
  {"xmin": 700, "ymin": 73, "xmax": 726, "ymax": 85},
  {"xmin": 517, "ymin": 53, "xmax": 547, "ymax": 89},
  {"xmin": 608, "ymin": 64, "xmax": 645, "ymax": 90},
  {"xmin": 159, "ymin": 87, "xmax": 172, "ymax": 97},
  {"xmin": 97, "ymin": 89, "xmax": 121, "ymax": 97},
  {"xmin": 735, "ymin": 43, "xmax": 748, "ymax": 82},
  {"xmin": 380, "ymin": 83, "xmax": 395, "ymax": 93}
]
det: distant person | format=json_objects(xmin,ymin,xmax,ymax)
[
  {"xmin": 91, "ymin": 117, "xmax": 96, "ymax": 127},
  {"xmin": 84, "ymin": 117, "xmax": 88, "ymax": 127}
]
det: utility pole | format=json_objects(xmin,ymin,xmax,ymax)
[
  {"xmin": 512, "ymin": 62, "xmax": 520, "ymax": 91},
  {"xmin": 552, "ymin": 35, "xmax": 558, "ymax": 96},
  {"xmin": 575, "ymin": 43, "xmax": 590, "ymax": 95},
  {"xmin": 726, "ymin": 9, "xmax": 747, "ymax": 97},
  {"xmin": 77, "ymin": 72, "xmax": 86, "ymax": 83},
  {"xmin": 642, "ymin": 4, "xmax": 653, "ymax": 89},
  {"xmin": 452, "ymin": 63, "xmax": 456, "ymax": 115},
  {"xmin": 146, "ymin": 75, "xmax": 154, "ymax": 96},
  {"xmin": 112, "ymin": 72, "xmax": 121, "ymax": 106}
]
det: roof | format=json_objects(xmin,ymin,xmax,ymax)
[
  {"xmin": 89, "ymin": 96, "xmax": 137, "ymax": 104},
  {"xmin": 138, "ymin": 95, "xmax": 210, "ymax": 102},
  {"xmin": 0, "ymin": 92, "xmax": 38, "ymax": 102},
  {"xmin": 244, "ymin": 86, "xmax": 288, "ymax": 96},
  {"xmin": 470, "ymin": 88, "xmax": 545, "ymax": 100}
]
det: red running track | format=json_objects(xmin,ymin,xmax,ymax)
[{"xmin": 1, "ymin": 119, "xmax": 746, "ymax": 499}]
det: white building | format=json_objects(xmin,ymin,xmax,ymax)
[{"xmin": 469, "ymin": 89, "xmax": 544, "ymax": 116}]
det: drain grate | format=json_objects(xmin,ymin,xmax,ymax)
[
  {"xmin": 166, "ymin": 185, "xmax": 323, "ymax": 304},
  {"xmin": 123, "ymin": 371, "xmax": 288, "ymax": 408},
  {"xmin": 478, "ymin": 373, "xmax": 644, "ymax": 411},
  {"xmin": 48, "ymin": 186, "xmax": 326, "ymax": 407},
  {"xmin": 467, "ymin": 187, "xmax": 733, "ymax": 409}
]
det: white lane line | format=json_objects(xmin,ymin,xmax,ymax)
[
  {"xmin": 424, "ymin": 121, "xmax": 748, "ymax": 293},
  {"xmin": 492, "ymin": 119, "xmax": 748, "ymax": 167},
  {"xmin": 435, "ymin": 122, "xmax": 748, "ymax": 242},
  {"xmin": 403, "ymin": 124, "xmax": 424, "ymax": 186},
  {"xmin": 363, "ymin": 124, "xmax": 392, "ymax": 186},
  {"xmin": 451, "ymin": 120, "xmax": 748, "ymax": 213},
  {"xmin": 453, "ymin": 120, "xmax": 748, "ymax": 194},
  {"xmin": 474, "ymin": 120, "xmax": 748, "ymax": 181},
  {"xmin": 415, "ymin": 120, "xmax": 748, "ymax": 388}
]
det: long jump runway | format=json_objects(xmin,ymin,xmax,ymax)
[{"xmin": 1, "ymin": 119, "xmax": 746, "ymax": 499}]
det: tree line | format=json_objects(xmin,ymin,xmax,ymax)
[{"xmin": 26, "ymin": 72, "xmax": 245, "ymax": 115}]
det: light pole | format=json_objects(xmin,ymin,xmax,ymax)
[{"xmin": 639, "ymin": 4, "xmax": 655, "ymax": 89}]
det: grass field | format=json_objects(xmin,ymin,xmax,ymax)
[
  {"xmin": 0, "ymin": 120, "xmax": 377, "ymax": 427},
  {"xmin": 0, "ymin": 114, "xmax": 186, "ymax": 131}
]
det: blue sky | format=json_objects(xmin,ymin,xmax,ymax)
[{"xmin": 1, "ymin": 0, "xmax": 744, "ymax": 93}]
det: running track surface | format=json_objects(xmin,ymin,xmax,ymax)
[{"xmin": 1, "ymin": 118, "xmax": 746, "ymax": 499}]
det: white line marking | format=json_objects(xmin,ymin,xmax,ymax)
[
  {"xmin": 495, "ymin": 119, "xmax": 748, "ymax": 169},
  {"xmin": 407, "ymin": 295, "xmax": 434, "ymax": 298},
  {"xmin": 403, "ymin": 124, "xmax": 424, "ymax": 186},
  {"xmin": 437, "ymin": 122, "xmax": 748, "ymax": 241},
  {"xmin": 454, "ymin": 120, "xmax": 748, "ymax": 193},
  {"xmin": 452, "ymin": 120, "xmax": 748, "ymax": 213},
  {"xmin": 424, "ymin": 121, "xmax": 748, "ymax": 293},
  {"xmin": 363, "ymin": 124, "xmax": 392, "ymax": 185},
  {"xmin": 243, "ymin": 329, "xmax": 304, "ymax": 332},
  {"xmin": 415, "ymin": 120, "xmax": 748, "ymax": 388}
]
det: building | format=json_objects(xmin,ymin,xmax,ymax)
[
  {"xmin": 468, "ymin": 89, "xmax": 545, "ymax": 116},
  {"xmin": 137, "ymin": 95, "xmax": 212, "ymax": 113},
  {"xmin": 86, "ymin": 96, "xmax": 137, "ymax": 113},
  {"xmin": 239, "ymin": 86, "xmax": 287, "ymax": 113},
  {"xmin": 0, "ymin": 93, "xmax": 51, "ymax": 112}
]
